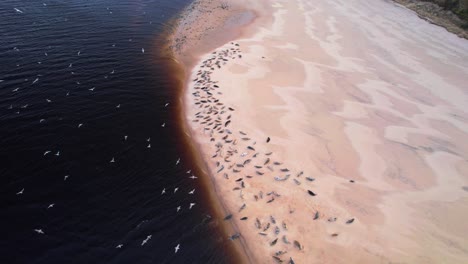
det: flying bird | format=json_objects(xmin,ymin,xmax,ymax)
[
  {"xmin": 175, "ymin": 244, "xmax": 180, "ymax": 253},
  {"xmin": 16, "ymin": 188, "xmax": 24, "ymax": 195},
  {"xmin": 141, "ymin": 235, "xmax": 151, "ymax": 246},
  {"xmin": 189, "ymin": 203, "xmax": 196, "ymax": 209},
  {"xmin": 34, "ymin": 229, "xmax": 44, "ymax": 234},
  {"xmin": 14, "ymin": 8, "xmax": 24, "ymax": 13}
]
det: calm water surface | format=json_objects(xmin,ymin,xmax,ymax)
[{"xmin": 0, "ymin": 1, "xmax": 233, "ymax": 263}]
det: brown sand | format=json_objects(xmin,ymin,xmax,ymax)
[{"xmin": 172, "ymin": 0, "xmax": 468, "ymax": 263}]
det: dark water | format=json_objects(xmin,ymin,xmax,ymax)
[{"xmin": 0, "ymin": 1, "xmax": 233, "ymax": 263}]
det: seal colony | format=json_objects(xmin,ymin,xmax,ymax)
[
  {"xmin": 170, "ymin": 0, "xmax": 468, "ymax": 263},
  {"xmin": 185, "ymin": 42, "xmax": 358, "ymax": 263}
]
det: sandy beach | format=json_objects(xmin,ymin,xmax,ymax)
[{"xmin": 171, "ymin": 0, "xmax": 468, "ymax": 263}]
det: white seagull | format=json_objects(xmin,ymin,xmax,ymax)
[
  {"xmin": 55, "ymin": 151, "xmax": 60, "ymax": 156},
  {"xmin": 174, "ymin": 187, "xmax": 178, "ymax": 193},
  {"xmin": 116, "ymin": 104, "xmax": 121, "ymax": 108},
  {"xmin": 64, "ymin": 175, "xmax": 69, "ymax": 181},
  {"xmin": 47, "ymin": 203, "xmax": 54, "ymax": 209},
  {"xmin": 110, "ymin": 157, "xmax": 115, "ymax": 163},
  {"xmin": 40, "ymin": 119, "xmax": 45, "ymax": 123},
  {"xmin": 32, "ymin": 78, "xmax": 39, "ymax": 84},
  {"xmin": 147, "ymin": 144, "xmax": 151, "ymax": 148},
  {"xmin": 34, "ymin": 229, "xmax": 45, "ymax": 234},
  {"xmin": 176, "ymin": 158, "xmax": 180, "ymax": 165},
  {"xmin": 68, "ymin": 63, "xmax": 73, "ymax": 68},
  {"xmin": 77, "ymin": 51, "xmax": 81, "ymax": 56},
  {"xmin": 176, "ymin": 206, "xmax": 181, "ymax": 212},
  {"xmin": 12, "ymin": 87, "xmax": 19, "ymax": 92},
  {"xmin": 141, "ymin": 48, "xmax": 145, "ymax": 53},
  {"xmin": 78, "ymin": 123, "xmax": 83, "ymax": 128},
  {"xmin": 165, "ymin": 103, "xmax": 169, "ymax": 107},
  {"xmin": 161, "ymin": 123, "xmax": 165, "ymax": 127},
  {"xmin": 189, "ymin": 175, "xmax": 198, "ymax": 179},
  {"xmin": 16, "ymin": 188, "xmax": 24, "ymax": 195},
  {"xmin": 116, "ymin": 244, "xmax": 123, "ymax": 249},
  {"xmin": 141, "ymin": 235, "xmax": 152, "ymax": 246},
  {"xmin": 14, "ymin": 8, "xmax": 24, "ymax": 13},
  {"xmin": 175, "ymin": 244, "xmax": 180, "ymax": 253},
  {"xmin": 161, "ymin": 188, "xmax": 166, "ymax": 195},
  {"xmin": 147, "ymin": 137, "xmax": 151, "ymax": 142},
  {"xmin": 124, "ymin": 136, "xmax": 128, "ymax": 141},
  {"xmin": 188, "ymin": 189, "xmax": 195, "ymax": 195},
  {"xmin": 44, "ymin": 151, "xmax": 51, "ymax": 156},
  {"xmin": 89, "ymin": 87, "xmax": 95, "ymax": 91},
  {"xmin": 46, "ymin": 99, "xmax": 52, "ymax": 103},
  {"xmin": 186, "ymin": 170, "xmax": 191, "ymax": 174},
  {"xmin": 189, "ymin": 203, "xmax": 196, "ymax": 209}
]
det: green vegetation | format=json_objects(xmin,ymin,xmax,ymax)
[{"xmin": 427, "ymin": 0, "xmax": 468, "ymax": 21}]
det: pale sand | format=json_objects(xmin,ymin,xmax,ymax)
[{"xmin": 176, "ymin": 0, "xmax": 468, "ymax": 263}]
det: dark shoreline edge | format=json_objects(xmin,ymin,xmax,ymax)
[
  {"xmin": 156, "ymin": 1, "xmax": 261, "ymax": 263},
  {"xmin": 392, "ymin": 0, "xmax": 468, "ymax": 39}
]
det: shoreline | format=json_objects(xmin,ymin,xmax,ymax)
[
  {"xmin": 169, "ymin": 0, "xmax": 468, "ymax": 263},
  {"xmin": 167, "ymin": 0, "xmax": 271, "ymax": 262},
  {"xmin": 392, "ymin": 0, "xmax": 468, "ymax": 39}
]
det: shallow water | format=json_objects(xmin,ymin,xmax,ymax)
[{"xmin": 0, "ymin": 1, "xmax": 234, "ymax": 263}]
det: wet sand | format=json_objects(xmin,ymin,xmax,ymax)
[{"xmin": 172, "ymin": 0, "xmax": 468, "ymax": 263}]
